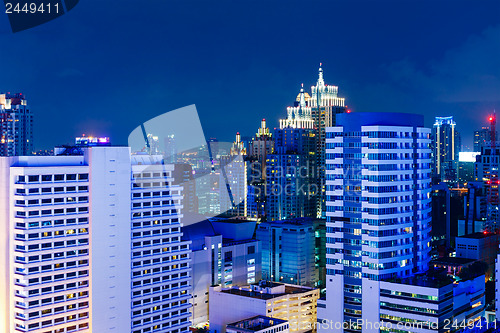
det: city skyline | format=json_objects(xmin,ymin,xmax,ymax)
[{"xmin": 0, "ymin": 0, "xmax": 498, "ymax": 150}]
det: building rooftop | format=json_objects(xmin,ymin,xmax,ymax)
[
  {"xmin": 258, "ymin": 217, "xmax": 318, "ymax": 228},
  {"xmin": 227, "ymin": 316, "xmax": 287, "ymax": 332},
  {"xmin": 457, "ymin": 232, "xmax": 497, "ymax": 240},
  {"xmin": 217, "ymin": 281, "xmax": 316, "ymax": 300},
  {"xmin": 383, "ymin": 272, "xmax": 454, "ymax": 289},
  {"xmin": 432, "ymin": 257, "xmax": 476, "ymax": 266}
]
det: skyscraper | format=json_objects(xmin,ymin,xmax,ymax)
[
  {"xmin": 309, "ymin": 66, "xmax": 347, "ymax": 217},
  {"xmin": 432, "ymin": 116, "xmax": 461, "ymax": 182},
  {"xmin": 474, "ymin": 127, "xmax": 496, "ymax": 152},
  {"xmin": 0, "ymin": 146, "xmax": 192, "ymax": 333},
  {"xmin": 266, "ymin": 86, "xmax": 317, "ymax": 221},
  {"xmin": 0, "ymin": 93, "xmax": 33, "ymax": 156},
  {"xmin": 247, "ymin": 119, "xmax": 274, "ymax": 219},
  {"xmin": 220, "ymin": 133, "xmax": 248, "ymax": 217},
  {"xmin": 322, "ymin": 112, "xmax": 432, "ymax": 332}
]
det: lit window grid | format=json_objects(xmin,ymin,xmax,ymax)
[
  {"xmin": 130, "ymin": 168, "xmax": 192, "ymax": 333},
  {"xmin": 11, "ymin": 169, "xmax": 90, "ymax": 333}
]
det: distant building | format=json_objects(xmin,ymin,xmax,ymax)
[
  {"xmin": 164, "ymin": 134, "xmax": 177, "ymax": 163},
  {"xmin": 456, "ymin": 232, "xmax": 499, "ymax": 279},
  {"xmin": 459, "ymin": 181, "xmax": 487, "ymax": 236},
  {"xmin": 183, "ymin": 216, "xmax": 261, "ymax": 326},
  {"xmin": 0, "ymin": 93, "xmax": 33, "ymax": 156},
  {"xmin": 226, "ymin": 316, "xmax": 289, "ymax": 333},
  {"xmin": 266, "ymin": 88, "xmax": 318, "ymax": 221},
  {"xmin": 220, "ymin": 133, "xmax": 248, "ymax": 217},
  {"xmin": 75, "ymin": 136, "xmax": 111, "ymax": 146},
  {"xmin": 247, "ymin": 119, "xmax": 274, "ymax": 219},
  {"xmin": 432, "ymin": 116, "xmax": 461, "ymax": 182},
  {"xmin": 474, "ymin": 142, "xmax": 500, "ymax": 231},
  {"xmin": 431, "ymin": 183, "xmax": 451, "ymax": 249},
  {"xmin": 474, "ymin": 127, "xmax": 496, "ymax": 152},
  {"xmin": 172, "ymin": 163, "xmax": 199, "ymax": 214},
  {"xmin": 256, "ymin": 218, "xmax": 319, "ymax": 287},
  {"xmin": 431, "ymin": 257, "xmax": 477, "ymax": 276},
  {"xmin": 209, "ymin": 281, "xmax": 319, "ymax": 333}
]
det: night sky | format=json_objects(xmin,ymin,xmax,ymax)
[{"xmin": 0, "ymin": 0, "xmax": 499, "ymax": 151}]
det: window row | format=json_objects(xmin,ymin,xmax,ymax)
[
  {"xmin": 133, "ymin": 200, "xmax": 175, "ymax": 209},
  {"xmin": 17, "ymin": 317, "xmax": 88, "ymax": 332},
  {"xmin": 132, "ymin": 210, "xmax": 179, "ymax": 219},
  {"xmin": 15, "ymin": 238, "xmax": 89, "ymax": 252},
  {"xmin": 132, "ymin": 218, "xmax": 179, "ymax": 229},
  {"xmin": 16, "ymin": 196, "xmax": 88, "ymax": 206},
  {"xmin": 15, "ymin": 185, "xmax": 88, "ymax": 195},
  {"xmin": 16, "ymin": 228, "xmax": 88, "ymax": 241},
  {"xmin": 16, "ymin": 206, "xmax": 88, "ymax": 218},
  {"xmin": 132, "ymin": 312, "xmax": 189, "ymax": 329},
  {"xmin": 15, "ymin": 249, "xmax": 88, "ymax": 263},
  {"xmin": 132, "ymin": 250, "xmax": 187, "ymax": 260},
  {"xmin": 17, "ymin": 217, "xmax": 88, "ymax": 230},
  {"xmin": 132, "ymin": 306, "xmax": 188, "ymax": 319},
  {"xmin": 17, "ymin": 174, "xmax": 89, "ymax": 184},
  {"xmin": 133, "ymin": 172, "xmax": 170, "ymax": 179},
  {"xmin": 132, "ymin": 263, "xmax": 189, "ymax": 278},
  {"xmin": 16, "ymin": 280, "xmax": 88, "ymax": 295},
  {"xmin": 19, "ymin": 307, "xmax": 88, "ymax": 321},
  {"xmin": 132, "ymin": 286, "xmax": 189, "ymax": 299},
  {"xmin": 132, "ymin": 229, "xmax": 180, "ymax": 239},
  {"xmin": 132, "ymin": 267, "xmax": 190, "ymax": 279},
  {"xmin": 132, "ymin": 191, "xmax": 174, "ymax": 198},
  {"xmin": 131, "ymin": 295, "xmax": 190, "ymax": 310},
  {"xmin": 132, "ymin": 182, "xmax": 170, "ymax": 189},
  {"xmin": 15, "ymin": 260, "xmax": 89, "ymax": 275}
]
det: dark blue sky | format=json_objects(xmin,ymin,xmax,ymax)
[{"xmin": 0, "ymin": 0, "xmax": 499, "ymax": 150}]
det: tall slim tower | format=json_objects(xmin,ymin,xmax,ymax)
[
  {"xmin": 0, "ymin": 93, "xmax": 33, "ymax": 156},
  {"xmin": 322, "ymin": 112, "xmax": 432, "ymax": 332},
  {"xmin": 220, "ymin": 132, "xmax": 248, "ymax": 217},
  {"xmin": 247, "ymin": 119, "xmax": 274, "ymax": 219},
  {"xmin": 309, "ymin": 65, "xmax": 347, "ymax": 218},
  {"xmin": 432, "ymin": 116, "xmax": 460, "ymax": 182}
]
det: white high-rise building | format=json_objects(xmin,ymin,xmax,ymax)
[
  {"xmin": 320, "ymin": 112, "xmax": 432, "ymax": 332},
  {"xmin": 0, "ymin": 146, "xmax": 192, "ymax": 333}
]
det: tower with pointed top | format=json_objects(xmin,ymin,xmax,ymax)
[
  {"xmin": 247, "ymin": 119, "xmax": 274, "ymax": 219},
  {"xmin": 310, "ymin": 65, "xmax": 347, "ymax": 218},
  {"xmin": 220, "ymin": 132, "xmax": 248, "ymax": 217}
]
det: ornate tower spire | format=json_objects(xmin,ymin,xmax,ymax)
[
  {"xmin": 299, "ymin": 83, "xmax": 306, "ymax": 108},
  {"xmin": 317, "ymin": 62, "xmax": 325, "ymax": 87}
]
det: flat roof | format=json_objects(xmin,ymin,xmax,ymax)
[
  {"xmin": 383, "ymin": 273, "xmax": 453, "ymax": 288},
  {"xmin": 227, "ymin": 316, "xmax": 287, "ymax": 332},
  {"xmin": 218, "ymin": 284, "xmax": 315, "ymax": 300},
  {"xmin": 431, "ymin": 257, "xmax": 476, "ymax": 265},
  {"xmin": 457, "ymin": 232, "xmax": 497, "ymax": 240}
]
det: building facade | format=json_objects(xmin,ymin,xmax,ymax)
[
  {"xmin": 256, "ymin": 218, "xmax": 318, "ymax": 287},
  {"xmin": 247, "ymin": 119, "xmax": 274, "ymax": 220},
  {"xmin": 323, "ymin": 112, "xmax": 432, "ymax": 332},
  {"xmin": 0, "ymin": 147, "xmax": 192, "ymax": 333},
  {"xmin": 183, "ymin": 217, "xmax": 261, "ymax": 326},
  {"xmin": 432, "ymin": 116, "xmax": 460, "ymax": 182}
]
